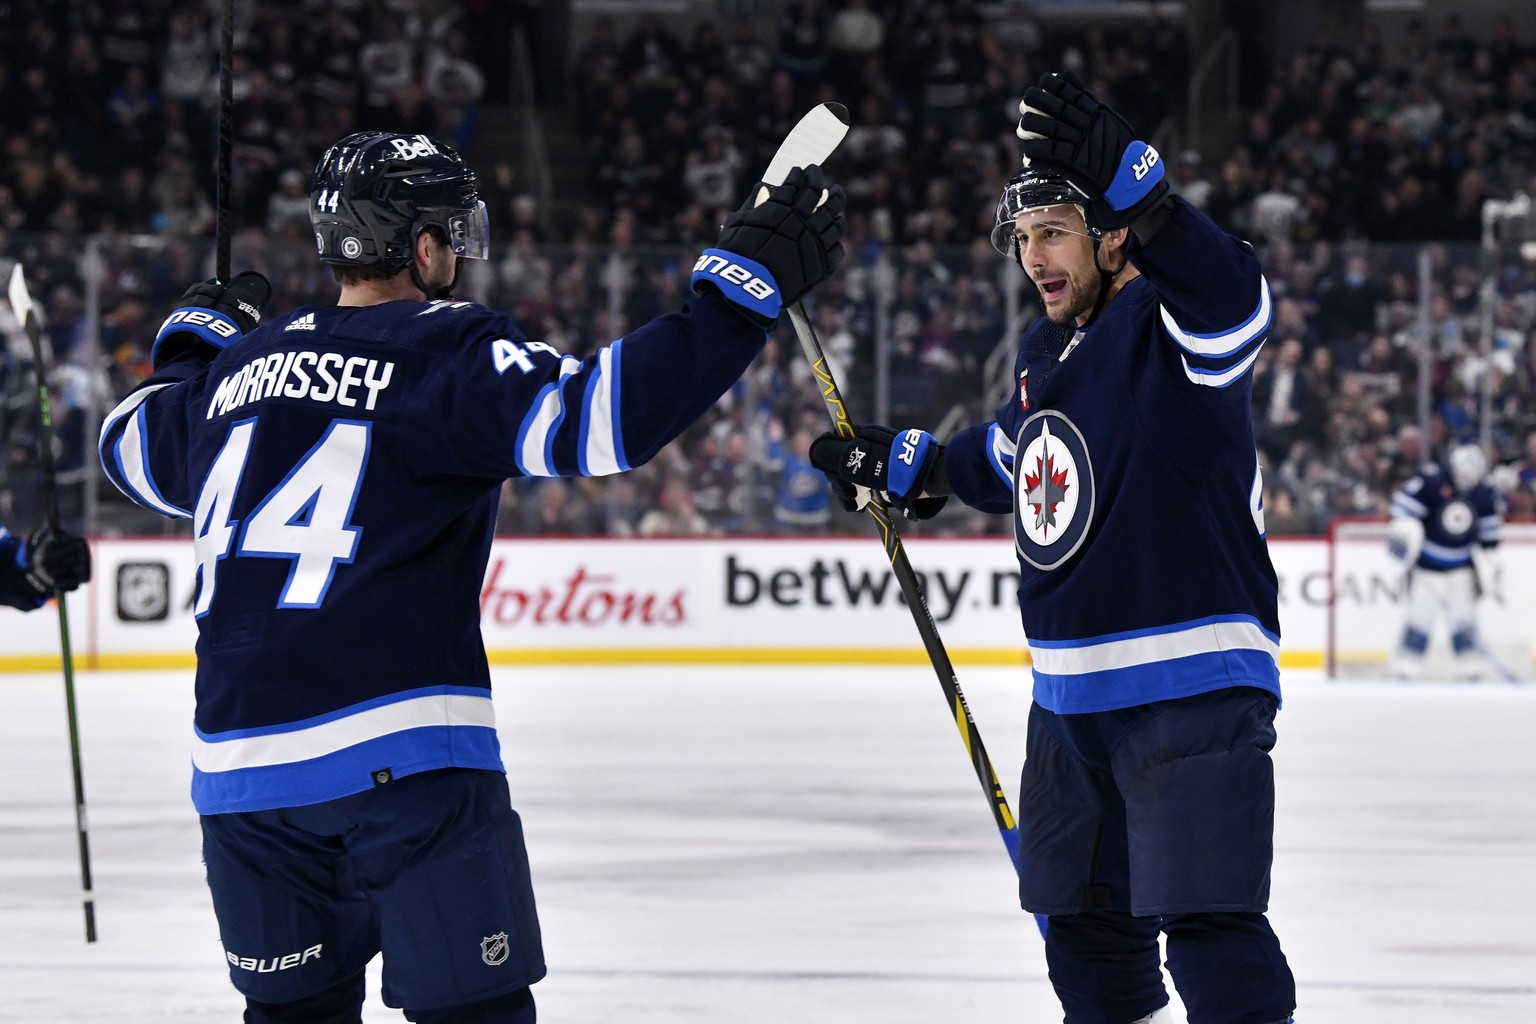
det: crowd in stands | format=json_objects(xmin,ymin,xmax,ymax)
[{"xmin": 2, "ymin": 1, "xmax": 1536, "ymax": 540}]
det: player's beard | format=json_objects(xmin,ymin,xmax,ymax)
[{"xmin": 1044, "ymin": 268, "xmax": 1101, "ymax": 326}]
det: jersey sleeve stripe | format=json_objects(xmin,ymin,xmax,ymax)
[
  {"xmin": 1392, "ymin": 493, "xmax": 1428, "ymax": 518},
  {"xmin": 1179, "ymin": 339, "xmax": 1264, "ymax": 388},
  {"xmin": 581, "ymin": 341, "xmax": 630, "ymax": 476},
  {"xmin": 986, "ymin": 422, "xmax": 1016, "ymax": 489},
  {"xmin": 514, "ymin": 356, "xmax": 581, "ymax": 477},
  {"xmin": 99, "ymin": 386, "xmax": 191, "ymax": 519},
  {"xmin": 1159, "ymin": 275, "xmax": 1272, "ymax": 357}
]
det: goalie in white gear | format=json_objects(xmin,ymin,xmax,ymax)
[{"xmin": 1388, "ymin": 444, "xmax": 1505, "ymax": 678}]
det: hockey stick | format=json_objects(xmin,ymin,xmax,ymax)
[
  {"xmin": 215, "ymin": 0, "xmax": 235, "ymax": 282},
  {"xmin": 762, "ymin": 105, "xmax": 1022, "ymax": 874},
  {"xmin": 9, "ymin": 264, "xmax": 97, "ymax": 943}
]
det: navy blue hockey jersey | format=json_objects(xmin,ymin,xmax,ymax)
[
  {"xmin": 1391, "ymin": 466, "xmax": 1503, "ymax": 571},
  {"xmin": 0, "ymin": 527, "xmax": 46, "ymax": 611},
  {"xmin": 943, "ymin": 198, "xmax": 1280, "ymax": 714},
  {"xmin": 99, "ymin": 292, "xmax": 766, "ymax": 814}
]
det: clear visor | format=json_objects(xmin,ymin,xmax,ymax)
[
  {"xmin": 990, "ymin": 177, "xmax": 1091, "ymax": 257},
  {"xmin": 445, "ymin": 201, "xmax": 490, "ymax": 260}
]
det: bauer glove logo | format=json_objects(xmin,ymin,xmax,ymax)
[{"xmin": 1132, "ymin": 145, "xmax": 1160, "ymax": 182}]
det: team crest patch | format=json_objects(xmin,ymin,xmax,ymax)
[
  {"xmin": 481, "ymin": 932, "xmax": 510, "ymax": 966},
  {"xmin": 1439, "ymin": 498, "xmax": 1473, "ymax": 536},
  {"xmin": 1018, "ymin": 368, "xmax": 1030, "ymax": 411},
  {"xmin": 1012, "ymin": 409, "xmax": 1095, "ymax": 570}
]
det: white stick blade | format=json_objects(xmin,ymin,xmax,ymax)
[
  {"xmin": 762, "ymin": 102, "xmax": 850, "ymax": 187},
  {"xmin": 8, "ymin": 263, "xmax": 33, "ymax": 327}
]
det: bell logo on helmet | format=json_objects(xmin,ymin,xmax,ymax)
[{"xmin": 390, "ymin": 135, "xmax": 441, "ymax": 161}]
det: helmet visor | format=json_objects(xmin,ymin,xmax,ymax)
[
  {"xmin": 990, "ymin": 175, "xmax": 1090, "ymax": 257},
  {"xmin": 445, "ymin": 201, "xmax": 490, "ymax": 260}
]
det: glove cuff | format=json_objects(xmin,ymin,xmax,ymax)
[
  {"xmin": 691, "ymin": 249, "xmax": 781, "ymax": 326},
  {"xmin": 152, "ymin": 306, "xmax": 245, "ymax": 363}
]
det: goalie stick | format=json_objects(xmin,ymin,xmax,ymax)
[
  {"xmin": 761, "ymin": 104, "xmax": 1023, "ymax": 876},
  {"xmin": 8, "ymin": 264, "xmax": 97, "ymax": 942}
]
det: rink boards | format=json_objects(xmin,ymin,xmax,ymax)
[{"xmin": 0, "ymin": 534, "xmax": 1515, "ymax": 672}]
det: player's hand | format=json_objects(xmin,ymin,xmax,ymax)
[
  {"xmin": 1016, "ymin": 71, "xmax": 1169, "ymax": 231},
  {"xmin": 22, "ymin": 526, "xmax": 92, "ymax": 598},
  {"xmin": 808, "ymin": 424, "xmax": 949, "ymax": 520},
  {"xmin": 151, "ymin": 271, "xmax": 273, "ymax": 367},
  {"xmin": 692, "ymin": 165, "xmax": 847, "ymax": 328}
]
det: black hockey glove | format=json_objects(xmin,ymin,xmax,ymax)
[
  {"xmin": 1016, "ymin": 71, "xmax": 1170, "ymax": 233},
  {"xmin": 22, "ymin": 526, "xmax": 92, "ymax": 598},
  {"xmin": 151, "ymin": 271, "xmax": 272, "ymax": 368},
  {"xmin": 692, "ymin": 164, "xmax": 847, "ymax": 329},
  {"xmin": 808, "ymin": 424, "xmax": 949, "ymax": 520}
]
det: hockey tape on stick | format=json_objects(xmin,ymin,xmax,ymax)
[
  {"xmin": 8, "ymin": 264, "xmax": 97, "ymax": 943},
  {"xmin": 763, "ymin": 107, "xmax": 1031, "ymax": 898}
]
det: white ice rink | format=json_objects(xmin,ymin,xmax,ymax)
[{"xmin": 2, "ymin": 665, "xmax": 1533, "ymax": 1023}]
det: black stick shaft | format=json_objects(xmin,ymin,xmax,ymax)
[
  {"xmin": 216, "ymin": 0, "xmax": 234, "ymax": 282},
  {"xmin": 785, "ymin": 303, "xmax": 1021, "ymax": 872},
  {"xmin": 17, "ymin": 281, "xmax": 97, "ymax": 942}
]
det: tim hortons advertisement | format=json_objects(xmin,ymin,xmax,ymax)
[{"xmin": 3, "ymin": 536, "xmax": 1349, "ymax": 671}]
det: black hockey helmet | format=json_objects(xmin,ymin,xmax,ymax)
[
  {"xmin": 309, "ymin": 131, "xmax": 489, "ymax": 271},
  {"xmin": 990, "ymin": 167, "xmax": 1100, "ymax": 258}
]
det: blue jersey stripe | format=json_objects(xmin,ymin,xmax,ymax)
[{"xmin": 1032, "ymin": 648, "xmax": 1281, "ymax": 715}]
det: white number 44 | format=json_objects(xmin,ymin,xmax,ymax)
[
  {"xmin": 193, "ymin": 419, "xmax": 371, "ymax": 616},
  {"xmin": 491, "ymin": 338, "xmax": 558, "ymax": 375}
]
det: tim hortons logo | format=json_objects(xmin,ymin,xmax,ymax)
[{"xmin": 479, "ymin": 562, "xmax": 686, "ymax": 627}]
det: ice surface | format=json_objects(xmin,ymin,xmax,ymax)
[{"xmin": 1, "ymin": 666, "xmax": 1532, "ymax": 1022}]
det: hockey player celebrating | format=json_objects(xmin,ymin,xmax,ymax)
[
  {"xmin": 0, "ymin": 524, "xmax": 91, "ymax": 610},
  {"xmin": 98, "ymin": 130, "xmax": 845, "ymax": 1024},
  {"xmin": 1387, "ymin": 442, "xmax": 1506, "ymax": 679},
  {"xmin": 809, "ymin": 73, "xmax": 1295, "ymax": 1024}
]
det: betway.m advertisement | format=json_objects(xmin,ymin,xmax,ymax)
[{"xmin": 3, "ymin": 537, "xmax": 1332, "ymax": 670}]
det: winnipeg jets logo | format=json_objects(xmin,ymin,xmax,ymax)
[
  {"xmin": 1023, "ymin": 427, "xmax": 1071, "ymax": 536},
  {"xmin": 1012, "ymin": 411, "xmax": 1094, "ymax": 571},
  {"xmin": 1439, "ymin": 499, "xmax": 1474, "ymax": 538}
]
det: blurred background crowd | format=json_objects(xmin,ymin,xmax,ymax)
[{"xmin": 2, "ymin": 0, "xmax": 1535, "ymax": 539}]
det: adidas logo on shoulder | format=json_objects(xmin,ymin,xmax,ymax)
[{"xmin": 285, "ymin": 312, "xmax": 318, "ymax": 332}]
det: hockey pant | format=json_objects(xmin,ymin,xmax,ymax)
[{"xmin": 1399, "ymin": 566, "xmax": 1479, "ymax": 662}]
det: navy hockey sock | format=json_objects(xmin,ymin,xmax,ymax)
[
  {"xmin": 244, "ymin": 972, "xmax": 365, "ymax": 1024},
  {"xmin": 1161, "ymin": 912, "xmax": 1294, "ymax": 1024},
  {"xmin": 405, "ymin": 985, "xmax": 536, "ymax": 1023},
  {"xmin": 1043, "ymin": 911, "xmax": 1168, "ymax": 1024}
]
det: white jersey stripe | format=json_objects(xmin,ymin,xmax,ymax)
[
  {"xmin": 1161, "ymin": 276, "xmax": 1273, "ymax": 358},
  {"xmin": 582, "ymin": 342, "xmax": 625, "ymax": 476},
  {"xmin": 192, "ymin": 691, "xmax": 497, "ymax": 773},
  {"xmin": 1180, "ymin": 341, "xmax": 1264, "ymax": 388},
  {"xmin": 100, "ymin": 385, "xmax": 190, "ymax": 519},
  {"xmin": 516, "ymin": 356, "xmax": 582, "ymax": 477},
  {"xmin": 1029, "ymin": 617, "xmax": 1279, "ymax": 677}
]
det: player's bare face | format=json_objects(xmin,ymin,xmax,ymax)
[{"xmin": 1015, "ymin": 207, "xmax": 1100, "ymax": 326}]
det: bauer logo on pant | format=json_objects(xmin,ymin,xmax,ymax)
[{"xmin": 1012, "ymin": 410, "xmax": 1094, "ymax": 571}]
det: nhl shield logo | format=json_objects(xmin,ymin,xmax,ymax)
[
  {"xmin": 1012, "ymin": 410, "xmax": 1094, "ymax": 571},
  {"xmin": 481, "ymin": 932, "xmax": 510, "ymax": 966}
]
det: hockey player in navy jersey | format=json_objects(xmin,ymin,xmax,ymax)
[
  {"xmin": 810, "ymin": 73, "xmax": 1294, "ymax": 1024},
  {"xmin": 98, "ymin": 130, "xmax": 845, "ymax": 1024},
  {"xmin": 0, "ymin": 524, "xmax": 91, "ymax": 610},
  {"xmin": 1387, "ymin": 443, "xmax": 1506, "ymax": 679}
]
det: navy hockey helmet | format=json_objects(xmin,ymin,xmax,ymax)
[
  {"xmin": 990, "ymin": 168, "xmax": 1100, "ymax": 258},
  {"xmin": 310, "ymin": 131, "xmax": 489, "ymax": 270}
]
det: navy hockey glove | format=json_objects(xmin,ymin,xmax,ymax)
[
  {"xmin": 693, "ymin": 165, "xmax": 847, "ymax": 328},
  {"xmin": 808, "ymin": 424, "xmax": 949, "ymax": 520},
  {"xmin": 151, "ymin": 271, "xmax": 272, "ymax": 368},
  {"xmin": 1016, "ymin": 71, "xmax": 1170, "ymax": 232},
  {"xmin": 21, "ymin": 526, "xmax": 92, "ymax": 598}
]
